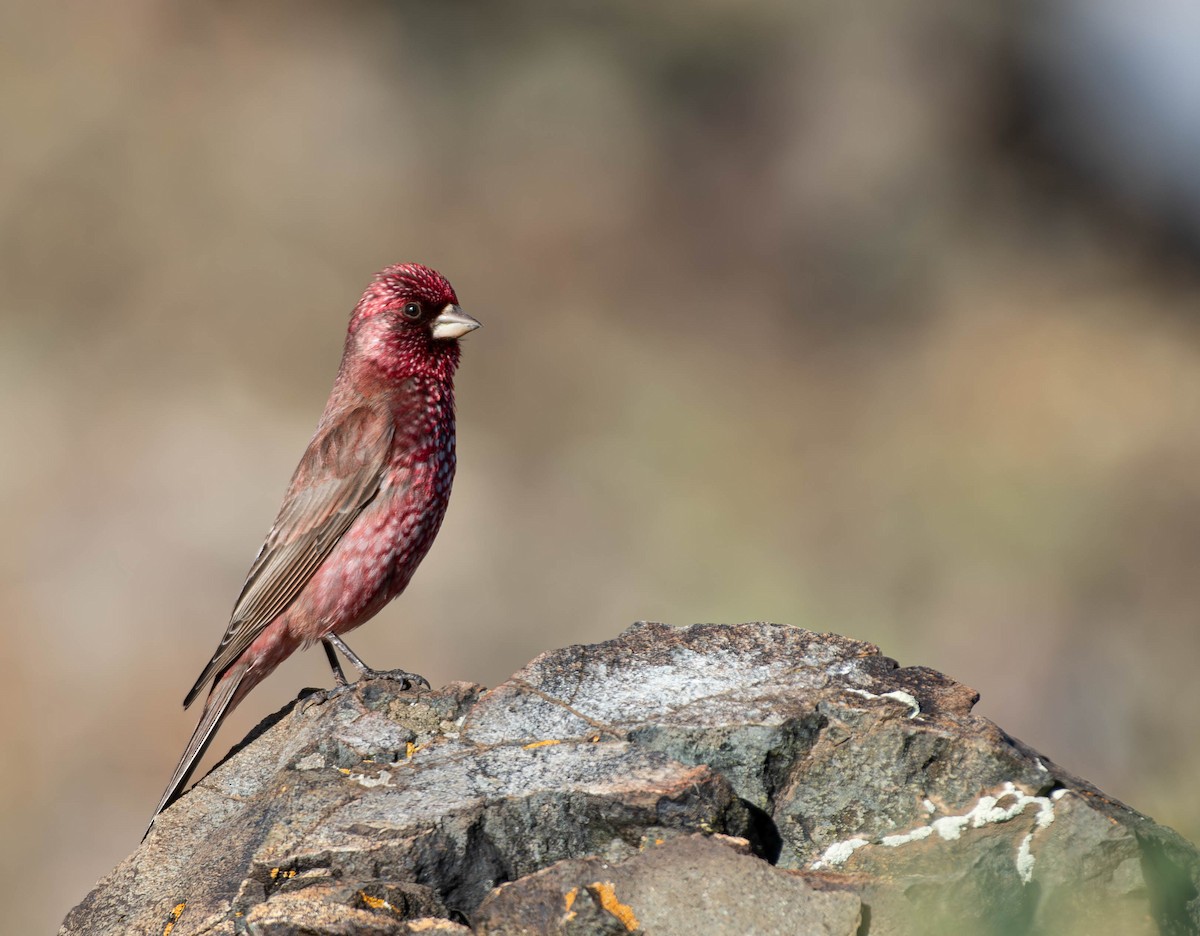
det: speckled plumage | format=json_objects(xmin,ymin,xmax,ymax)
[{"xmin": 149, "ymin": 263, "xmax": 478, "ymax": 832}]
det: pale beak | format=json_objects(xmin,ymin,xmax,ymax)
[{"xmin": 431, "ymin": 304, "xmax": 481, "ymax": 341}]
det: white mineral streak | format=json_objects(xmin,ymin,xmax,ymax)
[
  {"xmin": 811, "ymin": 837, "xmax": 870, "ymax": 869},
  {"xmin": 881, "ymin": 825, "xmax": 933, "ymax": 847},
  {"xmin": 843, "ymin": 688, "xmax": 921, "ymax": 718},
  {"xmin": 1016, "ymin": 832, "xmax": 1037, "ymax": 883},
  {"xmin": 880, "ymin": 690, "xmax": 921, "ymax": 719},
  {"xmin": 809, "ymin": 782, "xmax": 1058, "ymax": 881}
]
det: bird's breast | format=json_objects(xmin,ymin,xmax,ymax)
[{"xmin": 292, "ymin": 396, "xmax": 457, "ymax": 634}]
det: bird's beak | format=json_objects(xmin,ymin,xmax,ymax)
[{"xmin": 431, "ymin": 304, "xmax": 481, "ymax": 341}]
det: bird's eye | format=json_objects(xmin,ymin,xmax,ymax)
[{"xmin": 401, "ymin": 302, "xmax": 422, "ymax": 320}]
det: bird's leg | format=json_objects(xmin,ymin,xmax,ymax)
[
  {"xmin": 326, "ymin": 634, "xmax": 431, "ymax": 690},
  {"xmin": 299, "ymin": 640, "xmax": 355, "ymax": 710},
  {"xmin": 322, "ymin": 639, "xmax": 350, "ymax": 687},
  {"xmin": 302, "ymin": 636, "xmax": 428, "ymax": 711}
]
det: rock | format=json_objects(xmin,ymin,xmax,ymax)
[
  {"xmin": 473, "ymin": 834, "xmax": 863, "ymax": 936},
  {"xmin": 61, "ymin": 622, "xmax": 1200, "ymax": 935}
]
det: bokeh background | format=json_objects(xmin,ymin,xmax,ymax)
[{"xmin": 6, "ymin": 1, "xmax": 1200, "ymax": 930}]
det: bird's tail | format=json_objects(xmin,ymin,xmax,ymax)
[{"xmin": 144, "ymin": 663, "xmax": 249, "ymax": 839}]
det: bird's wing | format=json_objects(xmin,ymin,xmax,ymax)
[{"xmin": 183, "ymin": 403, "xmax": 396, "ymax": 708}]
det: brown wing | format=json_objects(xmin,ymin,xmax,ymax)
[{"xmin": 183, "ymin": 404, "xmax": 396, "ymax": 707}]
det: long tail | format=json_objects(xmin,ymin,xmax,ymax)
[{"xmin": 144, "ymin": 663, "xmax": 249, "ymax": 839}]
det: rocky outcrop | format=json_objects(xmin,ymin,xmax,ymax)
[{"xmin": 61, "ymin": 622, "xmax": 1200, "ymax": 935}]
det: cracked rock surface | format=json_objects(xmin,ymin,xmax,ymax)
[{"xmin": 62, "ymin": 622, "xmax": 1200, "ymax": 935}]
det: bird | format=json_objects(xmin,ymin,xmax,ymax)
[{"xmin": 146, "ymin": 262, "xmax": 480, "ymax": 836}]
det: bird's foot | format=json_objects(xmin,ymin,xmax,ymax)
[
  {"xmin": 298, "ymin": 667, "xmax": 429, "ymax": 714},
  {"xmin": 322, "ymin": 634, "xmax": 431, "ymax": 692},
  {"xmin": 355, "ymin": 666, "xmax": 431, "ymax": 691},
  {"xmin": 299, "ymin": 684, "xmax": 350, "ymax": 712}
]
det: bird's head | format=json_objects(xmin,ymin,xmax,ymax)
[{"xmin": 347, "ymin": 263, "xmax": 480, "ymax": 381}]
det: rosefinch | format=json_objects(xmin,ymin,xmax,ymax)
[{"xmin": 147, "ymin": 263, "xmax": 479, "ymax": 834}]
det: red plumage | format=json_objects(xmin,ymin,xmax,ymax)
[{"xmin": 147, "ymin": 263, "xmax": 480, "ymax": 833}]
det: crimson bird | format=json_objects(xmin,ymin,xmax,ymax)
[{"xmin": 147, "ymin": 263, "xmax": 480, "ymax": 834}]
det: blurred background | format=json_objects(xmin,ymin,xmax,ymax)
[{"xmin": 5, "ymin": 1, "xmax": 1200, "ymax": 930}]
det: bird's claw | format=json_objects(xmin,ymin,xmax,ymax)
[
  {"xmin": 300, "ymin": 668, "xmax": 429, "ymax": 712},
  {"xmin": 321, "ymin": 636, "xmax": 429, "ymax": 692},
  {"xmin": 299, "ymin": 683, "xmax": 356, "ymax": 712},
  {"xmin": 359, "ymin": 667, "xmax": 431, "ymax": 691}
]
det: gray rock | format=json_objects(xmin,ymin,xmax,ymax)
[
  {"xmin": 61, "ymin": 622, "xmax": 1200, "ymax": 935},
  {"xmin": 473, "ymin": 834, "xmax": 862, "ymax": 936}
]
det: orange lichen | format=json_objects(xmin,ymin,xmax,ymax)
[
  {"xmin": 162, "ymin": 902, "xmax": 185, "ymax": 936},
  {"xmin": 564, "ymin": 887, "xmax": 578, "ymax": 912},
  {"xmin": 587, "ymin": 881, "xmax": 640, "ymax": 931},
  {"xmin": 359, "ymin": 891, "xmax": 392, "ymax": 911},
  {"xmin": 522, "ymin": 739, "xmax": 561, "ymax": 750}
]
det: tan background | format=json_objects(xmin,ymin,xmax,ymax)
[{"xmin": 5, "ymin": 2, "xmax": 1200, "ymax": 932}]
